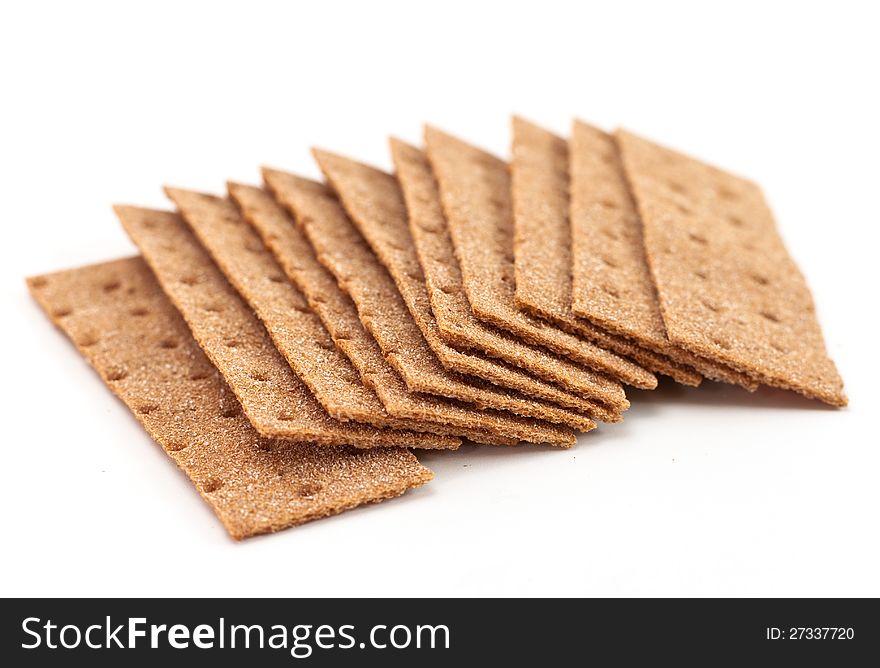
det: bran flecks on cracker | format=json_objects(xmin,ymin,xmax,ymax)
[
  {"xmin": 27, "ymin": 257, "xmax": 434, "ymax": 540},
  {"xmin": 314, "ymin": 147, "xmax": 624, "ymax": 422},
  {"xmin": 117, "ymin": 204, "xmax": 459, "ymax": 449},
  {"xmin": 191, "ymin": 183, "xmax": 575, "ymax": 444},
  {"xmin": 616, "ymin": 129, "xmax": 846, "ymax": 406},
  {"xmin": 264, "ymin": 169, "xmax": 587, "ymax": 444},
  {"xmin": 424, "ymin": 125, "xmax": 657, "ymax": 390},
  {"xmin": 392, "ymin": 138, "xmax": 643, "ymax": 410},
  {"xmin": 513, "ymin": 116, "xmax": 756, "ymax": 390},
  {"xmin": 229, "ymin": 181, "xmax": 526, "ymax": 446}
]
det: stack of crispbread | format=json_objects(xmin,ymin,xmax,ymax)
[{"xmin": 27, "ymin": 118, "xmax": 846, "ymax": 539}]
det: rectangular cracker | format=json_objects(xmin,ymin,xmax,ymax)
[
  {"xmin": 514, "ymin": 116, "xmax": 755, "ymax": 390},
  {"xmin": 314, "ymin": 147, "xmax": 625, "ymax": 421},
  {"xmin": 116, "ymin": 204, "xmax": 458, "ymax": 450},
  {"xmin": 167, "ymin": 189, "xmax": 543, "ymax": 446},
  {"xmin": 390, "ymin": 140, "xmax": 642, "ymax": 416},
  {"xmin": 423, "ymin": 125, "xmax": 657, "ymax": 390},
  {"xmin": 511, "ymin": 117, "xmax": 701, "ymax": 387},
  {"xmin": 616, "ymin": 129, "xmax": 846, "ymax": 406},
  {"xmin": 166, "ymin": 193, "xmax": 496, "ymax": 448},
  {"xmin": 263, "ymin": 168, "xmax": 586, "ymax": 444},
  {"xmin": 228, "ymin": 181, "xmax": 519, "ymax": 446},
  {"xmin": 159, "ymin": 190, "xmax": 430, "ymax": 439},
  {"xmin": 27, "ymin": 257, "xmax": 433, "ymax": 540}
]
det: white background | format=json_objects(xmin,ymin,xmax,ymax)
[{"xmin": 2, "ymin": 1, "xmax": 877, "ymax": 597}]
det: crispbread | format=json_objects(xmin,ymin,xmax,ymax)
[
  {"xmin": 27, "ymin": 257, "xmax": 433, "ymax": 540},
  {"xmin": 513, "ymin": 117, "xmax": 755, "ymax": 390},
  {"xmin": 511, "ymin": 117, "xmax": 701, "ymax": 387},
  {"xmin": 390, "ymin": 140, "xmax": 649, "ymax": 412},
  {"xmin": 228, "ymin": 181, "xmax": 519, "ymax": 446},
  {"xmin": 313, "ymin": 147, "xmax": 625, "ymax": 421},
  {"xmin": 116, "ymin": 204, "xmax": 458, "ymax": 449},
  {"xmin": 172, "ymin": 186, "xmax": 548, "ymax": 446},
  {"xmin": 423, "ymin": 126, "xmax": 657, "ymax": 390},
  {"xmin": 616, "ymin": 129, "xmax": 846, "ymax": 406},
  {"xmin": 263, "ymin": 168, "xmax": 587, "ymax": 443}
]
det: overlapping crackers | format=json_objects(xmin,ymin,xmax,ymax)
[
  {"xmin": 116, "ymin": 204, "xmax": 458, "ymax": 449},
  {"xmin": 181, "ymin": 185, "xmax": 576, "ymax": 446},
  {"xmin": 28, "ymin": 114, "xmax": 846, "ymax": 540},
  {"xmin": 424, "ymin": 126, "xmax": 658, "ymax": 390},
  {"xmin": 227, "ymin": 182, "xmax": 550, "ymax": 446},
  {"xmin": 263, "ymin": 169, "xmax": 586, "ymax": 443},
  {"xmin": 512, "ymin": 117, "xmax": 758, "ymax": 391},
  {"xmin": 390, "ymin": 139, "xmax": 640, "ymax": 413},
  {"xmin": 511, "ymin": 117, "xmax": 700, "ymax": 386},
  {"xmin": 27, "ymin": 258, "xmax": 433, "ymax": 539},
  {"xmin": 314, "ymin": 148, "xmax": 625, "ymax": 422}
]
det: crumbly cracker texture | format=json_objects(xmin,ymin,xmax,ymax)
[
  {"xmin": 515, "ymin": 117, "xmax": 754, "ymax": 390},
  {"xmin": 511, "ymin": 117, "xmax": 713, "ymax": 388},
  {"xmin": 26, "ymin": 257, "xmax": 433, "ymax": 540},
  {"xmin": 616, "ymin": 129, "xmax": 846, "ymax": 406},
  {"xmin": 263, "ymin": 168, "xmax": 582, "ymax": 445},
  {"xmin": 314, "ymin": 147, "xmax": 623, "ymax": 422},
  {"xmin": 424, "ymin": 125, "xmax": 657, "ymax": 390},
  {"xmin": 116, "ymin": 204, "xmax": 458, "ymax": 450},
  {"xmin": 228, "ymin": 181, "xmax": 519, "ymax": 446}
]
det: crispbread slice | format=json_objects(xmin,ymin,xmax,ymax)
[
  {"xmin": 174, "ymin": 186, "xmax": 562, "ymax": 445},
  {"xmin": 390, "ymin": 140, "xmax": 653, "ymax": 411},
  {"xmin": 513, "ymin": 116, "xmax": 755, "ymax": 390},
  {"xmin": 228, "ymin": 181, "xmax": 518, "ymax": 446},
  {"xmin": 116, "ymin": 204, "xmax": 458, "ymax": 449},
  {"xmin": 512, "ymin": 117, "xmax": 700, "ymax": 387},
  {"xmin": 27, "ymin": 257, "xmax": 433, "ymax": 540},
  {"xmin": 313, "ymin": 147, "xmax": 624, "ymax": 421},
  {"xmin": 263, "ymin": 168, "xmax": 586, "ymax": 444},
  {"xmin": 162, "ymin": 191, "xmax": 485, "ymax": 444},
  {"xmin": 616, "ymin": 129, "xmax": 846, "ymax": 406},
  {"xmin": 423, "ymin": 125, "xmax": 657, "ymax": 390}
]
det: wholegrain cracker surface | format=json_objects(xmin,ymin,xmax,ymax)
[
  {"xmin": 514, "ymin": 117, "xmax": 754, "ymax": 389},
  {"xmin": 27, "ymin": 257, "xmax": 433, "ymax": 540},
  {"xmin": 391, "ymin": 139, "xmax": 641, "ymax": 411},
  {"xmin": 314, "ymin": 147, "xmax": 624, "ymax": 421},
  {"xmin": 264, "ymin": 169, "xmax": 585, "ymax": 444},
  {"xmin": 424, "ymin": 126, "xmax": 657, "ymax": 390},
  {"xmin": 512, "ymin": 117, "xmax": 700, "ymax": 387},
  {"xmin": 228, "ymin": 181, "xmax": 520, "ymax": 446},
  {"xmin": 616, "ymin": 129, "xmax": 846, "ymax": 406},
  {"xmin": 116, "ymin": 204, "xmax": 458, "ymax": 449}
]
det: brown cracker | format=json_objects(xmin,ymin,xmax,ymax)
[
  {"xmin": 394, "ymin": 139, "xmax": 689, "ymax": 397},
  {"xmin": 616, "ymin": 129, "xmax": 846, "ymax": 406},
  {"xmin": 27, "ymin": 257, "xmax": 433, "ymax": 540},
  {"xmin": 263, "ymin": 168, "xmax": 585, "ymax": 444},
  {"xmin": 512, "ymin": 117, "xmax": 701, "ymax": 387},
  {"xmin": 423, "ymin": 126, "xmax": 657, "ymax": 390},
  {"xmin": 514, "ymin": 117, "xmax": 754, "ymax": 390},
  {"xmin": 314, "ymin": 147, "xmax": 624, "ymax": 421},
  {"xmin": 391, "ymin": 139, "xmax": 637, "ymax": 416},
  {"xmin": 228, "ymin": 181, "xmax": 519, "ymax": 446},
  {"xmin": 160, "ymin": 191, "xmax": 473, "ymax": 445},
  {"xmin": 116, "ymin": 204, "xmax": 458, "ymax": 450}
]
